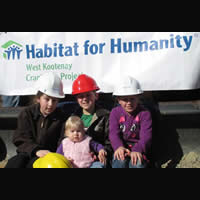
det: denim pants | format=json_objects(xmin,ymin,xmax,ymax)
[
  {"xmin": 90, "ymin": 161, "xmax": 106, "ymax": 168},
  {"xmin": 112, "ymin": 157, "xmax": 147, "ymax": 168}
]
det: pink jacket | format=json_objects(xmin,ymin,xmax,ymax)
[{"xmin": 62, "ymin": 136, "xmax": 94, "ymax": 168}]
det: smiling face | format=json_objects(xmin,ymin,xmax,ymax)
[
  {"xmin": 76, "ymin": 91, "xmax": 98, "ymax": 114},
  {"xmin": 117, "ymin": 95, "xmax": 139, "ymax": 114},
  {"xmin": 37, "ymin": 94, "xmax": 59, "ymax": 117}
]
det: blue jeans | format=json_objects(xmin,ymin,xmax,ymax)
[
  {"xmin": 112, "ymin": 157, "xmax": 147, "ymax": 168},
  {"xmin": 90, "ymin": 161, "xmax": 106, "ymax": 168}
]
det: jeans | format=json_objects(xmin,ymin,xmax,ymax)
[
  {"xmin": 90, "ymin": 161, "xmax": 106, "ymax": 168},
  {"xmin": 112, "ymin": 157, "xmax": 147, "ymax": 168}
]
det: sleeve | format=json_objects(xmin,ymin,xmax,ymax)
[
  {"xmin": 56, "ymin": 143, "xmax": 64, "ymax": 155},
  {"xmin": 132, "ymin": 111, "xmax": 152, "ymax": 155},
  {"xmin": 109, "ymin": 109, "xmax": 124, "ymax": 151},
  {"xmin": 57, "ymin": 123, "xmax": 66, "ymax": 147},
  {"xmin": 103, "ymin": 114, "xmax": 114, "ymax": 156},
  {"xmin": 90, "ymin": 139, "xmax": 104, "ymax": 153},
  {"xmin": 13, "ymin": 109, "xmax": 43, "ymax": 157}
]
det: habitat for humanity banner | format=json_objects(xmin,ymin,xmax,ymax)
[{"xmin": 0, "ymin": 32, "xmax": 200, "ymax": 95}]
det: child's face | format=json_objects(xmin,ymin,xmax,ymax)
[
  {"xmin": 76, "ymin": 91, "xmax": 98, "ymax": 113},
  {"xmin": 65, "ymin": 126, "xmax": 85, "ymax": 143},
  {"xmin": 118, "ymin": 95, "xmax": 139, "ymax": 114},
  {"xmin": 37, "ymin": 94, "xmax": 59, "ymax": 116}
]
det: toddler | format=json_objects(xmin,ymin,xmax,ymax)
[{"xmin": 57, "ymin": 116, "xmax": 107, "ymax": 168}]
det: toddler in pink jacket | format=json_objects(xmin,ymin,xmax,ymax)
[{"xmin": 56, "ymin": 116, "xmax": 107, "ymax": 168}]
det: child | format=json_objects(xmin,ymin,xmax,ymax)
[
  {"xmin": 109, "ymin": 76, "xmax": 152, "ymax": 168},
  {"xmin": 71, "ymin": 74, "xmax": 113, "ymax": 167},
  {"xmin": 56, "ymin": 116, "xmax": 107, "ymax": 168},
  {"xmin": 5, "ymin": 72, "xmax": 68, "ymax": 168}
]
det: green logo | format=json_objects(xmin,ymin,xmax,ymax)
[{"xmin": 1, "ymin": 40, "xmax": 23, "ymax": 60}]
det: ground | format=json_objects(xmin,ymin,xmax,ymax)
[
  {"xmin": 160, "ymin": 152, "xmax": 200, "ymax": 168},
  {"xmin": 176, "ymin": 152, "xmax": 200, "ymax": 168}
]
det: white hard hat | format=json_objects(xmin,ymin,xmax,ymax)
[
  {"xmin": 36, "ymin": 72, "xmax": 65, "ymax": 98},
  {"xmin": 113, "ymin": 76, "xmax": 143, "ymax": 96}
]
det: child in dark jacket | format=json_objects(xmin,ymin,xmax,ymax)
[
  {"xmin": 71, "ymin": 74, "xmax": 113, "ymax": 167},
  {"xmin": 5, "ymin": 72, "xmax": 68, "ymax": 168}
]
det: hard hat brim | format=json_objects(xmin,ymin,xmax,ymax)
[
  {"xmin": 39, "ymin": 89, "xmax": 65, "ymax": 99},
  {"xmin": 113, "ymin": 89, "xmax": 143, "ymax": 96},
  {"xmin": 72, "ymin": 88, "xmax": 100, "ymax": 95}
]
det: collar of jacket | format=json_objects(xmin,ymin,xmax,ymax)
[
  {"xmin": 33, "ymin": 103, "xmax": 62, "ymax": 121},
  {"xmin": 120, "ymin": 104, "xmax": 143, "ymax": 118}
]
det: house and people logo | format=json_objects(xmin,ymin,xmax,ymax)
[{"xmin": 1, "ymin": 40, "xmax": 23, "ymax": 60}]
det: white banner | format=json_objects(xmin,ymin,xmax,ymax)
[{"xmin": 0, "ymin": 32, "xmax": 200, "ymax": 95}]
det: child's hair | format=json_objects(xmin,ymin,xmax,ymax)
[
  {"xmin": 65, "ymin": 116, "xmax": 85, "ymax": 131},
  {"xmin": 32, "ymin": 91, "xmax": 44, "ymax": 104}
]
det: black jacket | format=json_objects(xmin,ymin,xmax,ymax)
[
  {"xmin": 72, "ymin": 104, "xmax": 113, "ymax": 158},
  {"xmin": 13, "ymin": 104, "xmax": 69, "ymax": 157}
]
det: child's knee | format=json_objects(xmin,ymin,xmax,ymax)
[{"xmin": 112, "ymin": 158, "xmax": 127, "ymax": 168}]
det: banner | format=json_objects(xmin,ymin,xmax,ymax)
[{"xmin": 0, "ymin": 32, "xmax": 200, "ymax": 95}]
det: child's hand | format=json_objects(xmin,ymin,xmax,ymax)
[
  {"xmin": 129, "ymin": 151, "xmax": 142, "ymax": 166},
  {"xmin": 36, "ymin": 150, "xmax": 50, "ymax": 158},
  {"xmin": 114, "ymin": 146, "xmax": 130, "ymax": 161},
  {"xmin": 98, "ymin": 149, "xmax": 107, "ymax": 165},
  {"xmin": 66, "ymin": 157, "xmax": 75, "ymax": 168},
  {"xmin": 90, "ymin": 152, "xmax": 97, "ymax": 161},
  {"xmin": 67, "ymin": 157, "xmax": 74, "ymax": 163}
]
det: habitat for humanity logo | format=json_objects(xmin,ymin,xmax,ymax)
[{"xmin": 1, "ymin": 40, "xmax": 23, "ymax": 60}]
